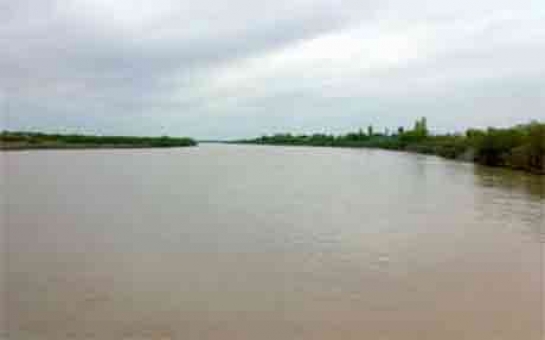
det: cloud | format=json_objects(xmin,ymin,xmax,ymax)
[{"xmin": 1, "ymin": 0, "xmax": 544, "ymax": 138}]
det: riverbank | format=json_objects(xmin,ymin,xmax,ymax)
[
  {"xmin": 0, "ymin": 132, "xmax": 197, "ymax": 150},
  {"xmin": 236, "ymin": 120, "xmax": 545, "ymax": 175}
]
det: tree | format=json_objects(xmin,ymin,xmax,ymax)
[
  {"xmin": 414, "ymin": 117, "xmax": 428, "ymax": 138},
  {"xmin": 358, "ymin": 128, "xmax": 364, "ymax": 137},
  {"xmin": 526, "ymin": 122, "xmax": 545, "ymax": 171}
]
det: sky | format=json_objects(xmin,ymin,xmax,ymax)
[{"xmin": 1, "ymin": 0, "xmax": 545, "ymax": 139}]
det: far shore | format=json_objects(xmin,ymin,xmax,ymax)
[
  {"xmin": 234, "ymin": 119, "xmax": 545, "ymax": 175},
  {"xmin": 0, "ymin": 132, "xmax": 197, "ymax": 151},
  {"xmin": 0, "ymin": 142, "xmax": 197, "ymax": 151}
]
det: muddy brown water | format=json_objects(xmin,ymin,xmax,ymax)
[{"xmin": 2, "ymin": 144, "xmax": 544, "ymax": 339}]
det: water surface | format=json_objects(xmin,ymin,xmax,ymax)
[{"xmin": 4, "ymin": 144, "xmax": 544, "ymax": 339}]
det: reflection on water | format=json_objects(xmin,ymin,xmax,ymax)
[
  {"xmin": 474, "ymin": 165, "xmax": 545, "ymax": 200},
  {"xmin": 5, "ymin": 145, "xmax": 545, "ymax": 340},
  {"xmin": 474, "ymin": 165, "xmax": 544, "ymax": 242}
]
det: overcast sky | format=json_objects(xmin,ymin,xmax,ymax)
[{"xmin": 2, "ymin": 0, "xmax": 544, "ymax": 138}]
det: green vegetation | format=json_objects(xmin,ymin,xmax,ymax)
[
  {"xmin": 238, "ymin": 119, "xmax": 545, "ymax": 174},
  {"xmin": 0, "ymin": 131, "xmax": 197, "ymax": 149}
]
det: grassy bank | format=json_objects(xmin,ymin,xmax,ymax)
[
  {"xmin": 1, "ymin": 131, "xmax": 197, "ymax": 150},
  {"xmin": 237, "ymin": 119, "xmax": 545, "ymax": 174}
]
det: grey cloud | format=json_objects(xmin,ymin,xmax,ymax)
[{"xmin": 1, "ymin": 0, "xmax": 544, "ymax": 137}]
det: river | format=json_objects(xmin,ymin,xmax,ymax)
[{"xmin": 3, "ymin": 144, "xmax": 544, "ymax": 339}]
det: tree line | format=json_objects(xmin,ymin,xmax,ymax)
[
  {"xmin": 0, "ymin": 131, "xmax": 197, "ymax": 148},
  {"xmin": 238, "ymin": 119, "xmax": 545, "ymax": 174}
]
